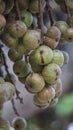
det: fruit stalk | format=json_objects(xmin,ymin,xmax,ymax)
[{"xmin": 39, "ymin": 0, "xmax": 44, "ymax": 44}]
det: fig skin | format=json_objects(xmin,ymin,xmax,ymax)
[
  {"xmin": 44, "ymin": 36, "xmax": 59, "ymax": 49},
  {"xmin": 46, "ymin": 26, "xmax": 61, "ymax": 42},
  {"xmin": 23, "ymin": 30, "xmax": 41, "ymax": 52},
  {"xmin": 12, "ymin": 117, "xmax": 27, "ymax": 130},
  {"xmin": 62, "ymin": 51, "xmax": 69, "ymax": 64},
  {"xmin": 13, "ymin": 60, "xmax": 30, "ymax": 78},
  {"xmin": 21, "ymin": 10, "xmax": 33, "ymax": 27},
  {"xmin": 33, "ymin": 95, "xmax": 49, "ymax": 108},
  {"xmin": 8, "ymin": 48, "xmax": 23, "ymax": 62},
  {"xmin": 29, "ymin": 51, "xmax": 43, "ymax": 73},
  {"xmin": 53, "ymin": 79, "xmax": 62, "ymax": 98},
  {"xmin": 42, "ymin": 63, "xmax": 61, "ymax": 85},
  {"xmin": 37, "ymin": 86, "xmax": 55, "ymax": 102},
  {"xmin": 2, "ymin": 33, "xmax": 18, "ymax": 48},
  {"xmin": 33, "ymin": 45, "xmax": 53, "ymax": 65},
  {"xmin": 64, "ymin": 28, "xmax": 73, "ymax": 42},
  {"xmin": 25, "ymin": 72, "xmax": 45, "ymax": 93},
  {"xmin": 51, "ymin": 50, "xmax": 64, "ymax": 67},
  {"xmin": 9, "ymin": 21, "xmax": 27, "ymax": 38}
]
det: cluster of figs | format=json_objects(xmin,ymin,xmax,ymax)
[{"xmin": 0, "ymin": 0, "xmax": 72, "ymax": 129}]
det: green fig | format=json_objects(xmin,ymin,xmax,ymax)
[
  {"xmin": 37, "ymin": 86, "xmax": 55, "ymax": 102},
  {"xmin": 0, "ymin": 117, "xmax": 10, "ymax": 130},
  {"xmin": 53, "ymin": 79, "xmax": 62, "ymax": 98},
  {"xmin": 33, "ymin": 95, "xmax": 49, "ymax": 108},
  {"xmin": 50, "ymin": 97, "xmax": 58, "ymax": 106},
  {"xmin": 21, "ymin": 10, "xmax": 33, "ymax": 27},
  {"xmin": 25, "ymin": 72, "xmax": 45, "ymax": 93},
  {"xmin": 54, "ymin": 21, "xmax": 69, "ymax": 35},
  {"xmin": 29, "ymin": 0, "xmax": 45, "ymax": 14},
  {"xmin": 9, "ymin": 21, "xmax": 27, "ymax": 38},
  {"xmin": 42, "ymin": 63, "xmax": 61, "ymax": 85},
  {"xmin": 44, "ymin": 36, "xmax": 59, "ymax": 49},
  {"xmin": 62, "ymin": 51, "xmax": 69, "ymax": 64},
  {"xmin": 29, "ymin": 51, "xmax": 43, "ymax": 73},
  {"xmin": 33, "ymin": 45, "xmax": 53, "ymax": 65},
  {"xmin": 8, "ymin": 48, "xmax": 23, "ymax": 62},
  {"xmin": 12, "ymin": 117, "xmax": 27, "ymax": 130},
  {"xmin": 13, "ymin": 60, "xmax": 30, "ymax": 77},
  {"xmin": 0, "ymin": 14, "xmax": 6, "ymax": 34},
  {"xmin": 51, "ymin": 50, "xmax": 64, "ymax": 67},
  {"xmin": 16, "ymin": 42, "xmax": 28, "ymax": 55},
  {"xmin": 1, "ymin": 82, "xmax": 15, "ymax": 100},
  {"xmin": 47, "ymin": 26, "xmax": 61, "ymax": 42},
  {"xmin": 2, "ymin": 33, "xmax": 18, "ymax": 48},
  {"xmin": 64, "ymin": 28, "xmax": 73, "ymax": 42},
  {"xmin": 0, "ymin": 85, "xmax": 8, "ymax": 104},
  {"xmin": 23, "ymin": 30, "xmax": 41, "ymax": 52}
]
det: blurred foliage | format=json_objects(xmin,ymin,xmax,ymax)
[{"xmin": 56, "ymin": 93, "xmax": 73, "ymax": 117}]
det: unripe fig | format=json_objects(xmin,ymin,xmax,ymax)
[
  {"xmin": 23, "ymin": 30, "xmax": 41, "ymax": 52},
  {"xmin": 0, "ymin": 77, "xmax": 5, "ymax": 83},
  {"xmin": 29, "ymin": 0, "xmax": 45, "ymax": 14},
  {"xmin": 12, "ymin": 117, "xmax": 27, "ymax": 130},
  {"xmin": 21, "ymin": 10, "xmax": 33, "ymax": 27},
  {"xmin": 0, "ymin": 117, "xmax": 10, "ymax": 130},
  {"xmin": 0, "ymin": 14, "xmax": 6, "ymax": 34},
  {"xmin": 44, "ymin": 36, "xmax": 59, "ymax": 49},
  {"xmin": 2, "ymin": 33, "xmax": 18, "ymax": 48},
  {"xmin": 46, "ymin": 26, "xmax": 61, "ymax": 42},
  {"xmin": 50, "ymin": 97, "xmax": 58, "ymax": 106},
  {"xmin": 64, "ymin": 28, "xmax": 73, "ymax": 42},
  {"xmin": 62, "ymin": 51, "xmax": 69, "ymax": 64},
  {"xmin": 29, "ymin": 51, "xmax": 43, "ymax": 73},
  {"xmin": 13, "ymin": 60, "xmax": 30, "ymax": 77},
  {"xmin": 53, "ymin": 79, "xmax": 62, "ymax": 98},
  {"xmin": 9, "ymin": 21, "xmax": 27, "ymax": 38},
  {"xmin": 52, "ymin": 50, "xmax": 64, "ymax": 67},
  {"xmin": 33, "ymin": 95, "xmax": 49, "ymax": 108},
  {"xmin": 33, "ymin": 45, "xmax": 53, "ymax": 65},
  {"xmin": 0, "ymin": 85, "xmax": 8, "ymax": 104},
  {"xmin": 37, "ymin": 86, "xmax": 55, "ymax": 102},
  {"xmin": 25, "ymin": 72, "xmax": 45, "ymax": 93},
  {"xmin": 0, "ymin": 1, "xmax": 5, "ymax": 14},
  {"xmin": 42, "ymin": 63, "xmax": 61, "ymax": 85},
  {"xmin": 2, "ymin": 82, "xmax": 15, "ymax": 100},
  {"xmin": 0, "ymin": 14, "xmax": 6, "ymax": 28},
  {"xmin": 8, "ymin": 48, "xmax": 23, "ymax": 62},
  {"xmin": 54, "ymin": 21, "xmax": 69, "ymax": 34},
  {"xmin": 18, "ymin": 0, "xmax": 28, "ymax": 10},
  {"xmin": 16, "ymin": 43, "xmax": 28, "ymax": 55}
]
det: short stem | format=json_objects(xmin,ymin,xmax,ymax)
[
  {"xmin": 15, "ymin": 0, "xmax": 21, "ymax": 20},
  {"xmin": 46, "ymin": 0, "xmax": 54, "ymax": 26},
  {"xmin": 39, "ymin": 0, "xmax": 44, "ymax": 44}
]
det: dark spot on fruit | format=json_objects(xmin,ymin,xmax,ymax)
[
  {"xmin": 40, "ymin": 50, "xmax": 44, "ymax": 55},
  {"xmin": 16, "ymin": 23, "xmax": 19, "ymax": 31},
  {"xmin": 40, "ymin": 50, "xmax": 44, "ymax": 64},
  {"xmin": 15, "ymin": 124, "xmax": 19, "ymax": 128},
  {"xmin": 55, "ymin": 37, "xmax": 59, "ymax": 42},
  {"xmin": 68, "ymin": 37, "xmax": 72, "ymax": 41},
  {"xmin": 56, "ymin": 72, "xmax": 59, "ymax": 76}
]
